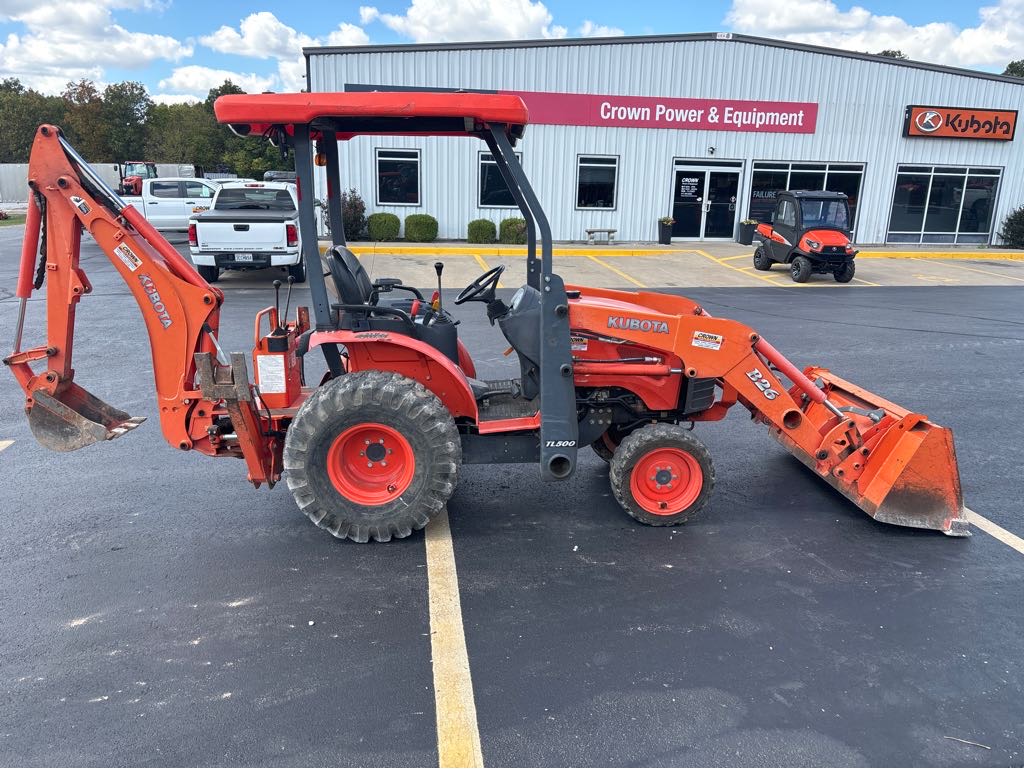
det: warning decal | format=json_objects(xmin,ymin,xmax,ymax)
[
  {"xmin": 570, "ymin": 335, "xmax": 589, "ymax": 351},
  {"xmin": 692, "ymin": 331, "xmax": 724, "ymax": 351}
]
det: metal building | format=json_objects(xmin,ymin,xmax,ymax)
[{"xmin": 304, "ymin": 33, "xmax": 1023, "ymax": 245}]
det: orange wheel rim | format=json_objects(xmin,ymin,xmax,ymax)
[
  {"xmin": 629, "ymin": 447, "xmax": 703, "ymax": 515},
  {"xmin": 326, "ymin": 423, "xmax": 415, "ymax": 505}
]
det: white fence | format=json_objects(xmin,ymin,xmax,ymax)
[{"xmin": 0, "ymin": 163, "xmax": 196, "ymax": 207}]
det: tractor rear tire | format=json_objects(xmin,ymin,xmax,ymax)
[
  {"xmin": 609, "ymin": 424, "xmax": 714, "ymax": 526},
  {"xmin": 752, "ymin": 246, "xmax": 773, "ymax": 271},
  {"xmin": 197, "ymin": 264, "xmax": 220, "ymax": 283},
  {"xmin": 287, "ymin": 262, "xmax": 307, "ymax": 284},
  {"xmin": 283, "ymin": 371, "xmax": 461, "ymax": 543},
  {"xmin": 834, "ymin": 262, "xmax": 856, "ymax": 283},
  {"xmin": 790, "ymin": 256, "xmax": 812, "ymax": 283}
]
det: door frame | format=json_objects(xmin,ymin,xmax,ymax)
[{"xmin": 669, "ymin": 159, "xmax": 745, "ymax": 242}]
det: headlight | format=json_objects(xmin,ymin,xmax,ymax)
[{"xmin": 805, "ymin": 239, "xmax": 821, "ymax": 251}]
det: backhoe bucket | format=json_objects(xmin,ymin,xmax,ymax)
[
  {"xmin": 27, "ymin": 384, "xmax": 145, "ymax": 452},
  {"xmin": 776, "ymin": 368, "xmax": 968, "ymax": 536}
]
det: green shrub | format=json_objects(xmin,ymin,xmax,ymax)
[
  {"xmin": 467, "ymin": 218, "xmax": 497, "ymax": 243},
  {"xmin": 404, "ymin": 213, "xmax": 438, "ymax": 242},
  {"xmin": 340, "ymin": 188, "xmax": 367, "ymax": 240},
  {"xmin": 367, "ymin": 212, "xmax": 400, "ymax": 241},
  {"xmin": 998, "ymin": 205, "xmax": 1024, "ymax": 248},
  {"xmin": 499, "ymin": 217, "xmax": 528, "ymax": 244}
]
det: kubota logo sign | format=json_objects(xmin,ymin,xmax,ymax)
[
  {"xmin": 138, "ymin": 273, "xmax": 172, "ymax": 329},
  {"xmin": 607, "ymin": 316, "xmax": 669, "ymax": 334},
  {"xmin": 904, "ymin": 105, "xmax": 1017, "ymax": 141}
]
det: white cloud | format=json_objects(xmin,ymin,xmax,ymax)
[
  {"xmin": 361, "ymin": 0, "xmax": 569, "ymax": 42},
  {"xmin": 327, "ymin": 23, "xmax": 371, "ymax": 46},
  {"xmin": 200, "ymin": 11, "xmax": 317, "ymax": 60},
  {"xmin": 725, "ymin": 0, "xmax": 1024, "ymax": 70},
  {"xmin": 0, "ymin": 0, "xmax": 191, "ymax": 93},
  {"xmin": 151, "ymin": 92, "xmax": 202, "ymax": 105},
  {"xmin": 197, "ymin": 13, "xmax": 370, "ymax": 93},
  {"xmin": 158, "ymin": 65, "xmax": 274, "ymax": 95},
  {"xmin": 578, "ymin": 20, "xmax": 624, "ymax": 37}
]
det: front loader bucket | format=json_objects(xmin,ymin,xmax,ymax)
[
  {"xmin": 27, "ymin": 384, "xmax": 145, "ymax": 452},
  {"xmin": 774, "ymin": 369, "xmax": 968, "ymax": 536}
]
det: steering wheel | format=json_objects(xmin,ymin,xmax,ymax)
[{"xmin": 455, "ymin": 264, "xmax": 506, "ymax": 305}]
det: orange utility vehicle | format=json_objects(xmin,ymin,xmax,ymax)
[
  {"xmin": 754, "ymin": 190, "xmax": 858, "ymax": 283},
  {"xmin": 6, "ymin": 93, "xmax": 968, "ymax": 542}
]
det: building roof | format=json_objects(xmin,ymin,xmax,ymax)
[{"xmin": 304, "ymin": 32, "xmax": 1024, "ymax": 87}]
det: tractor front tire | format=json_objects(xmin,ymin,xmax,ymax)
[
  {"xmin": 834, "ymin": 262, "xmax": 856, "ymax": 283},
  {"xmin": 790, "ymin": 255, "xmax": 812, "ymax": 283},
  {"xmin": 609, "ymin": 424, "xmax": 714, "ymax": 527},
  {"xmin": 591, "ymin": 426, "xmax": 629, "ymax": 463},
  {"xmin": 197, "ymin": 264, "xmax": 220, "ymax": 283},
  {"xmin": 283, "ymin": 371, "xmax": 461, "ymax": 543},
  {"xmin": 752, "ymin": 246, "xmax": 773, "ymax": 271}
]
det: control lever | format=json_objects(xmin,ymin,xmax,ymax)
[
  {"xmin": 434, "ymin": 262, "xmax": 444, "ymax": 313},
  {"xmin": 272, "ymin": 279, "xmax": 283, "ymax": 333},
  {"xmin": 282, "ymin": 275, "xmax": 295, "ymax": 330}
]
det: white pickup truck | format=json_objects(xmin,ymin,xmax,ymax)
[
  {"xmin": 187, "ymin": 182, "xmax": 304, "ymax": 284},
  {"xmin": 122, "ymin": 177, "xmax": 220, "ymax": 231}
]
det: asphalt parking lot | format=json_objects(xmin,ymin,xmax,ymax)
[{"xmin": 1, "ymin": 227, "xmax": 1022, "ymax": 767}]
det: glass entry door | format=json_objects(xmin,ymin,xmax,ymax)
[
  {"xmin": 671, "ymin": 171, "xmax": 705, "ymax": 238},
  {"xmin": 671, "ymin": 164, "xmax": 742, "ymax": 240}
]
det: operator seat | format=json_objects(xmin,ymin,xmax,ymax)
[{"xmin": 325, "ymin": 246, "xmax": 373, "ymax": 305}]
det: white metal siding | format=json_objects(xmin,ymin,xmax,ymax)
[{"xmin": 308, "ymin": 39, "xmax": 1024, "ymax": 244}]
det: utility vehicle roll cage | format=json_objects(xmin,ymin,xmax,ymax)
[{"xmin": 214, "ymin": 92, "xmax": 579, "ymax": 480}]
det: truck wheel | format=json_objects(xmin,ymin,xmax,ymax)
[
  {"xmin": 197, "ymin": 265, "xmax": 220, "ymax": 283},
  {"xmin": 283, "ymin": 371, "xmax": 461, "ymax": 543},
  {"xmin": 752, "ymin": 246, "xmax": 773, "ymax": 271},
  {"xmin": 287, "ymin": 262, "xmax": 307, "ymax": 283},
  {"xmin": 609, "ymin": 424, "xmax": 714, "ymax": 526},
  {"xmin": 790, "ymin": 256, "xmax": 812, "ymax": 283},
  {"xmin": 834, "ymin": 262, "xmax": 856, "ymax": 283}
]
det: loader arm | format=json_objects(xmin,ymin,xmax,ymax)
[{"xmin": 5, "ymin": 125, "xmax": 276, "ymax": 483}]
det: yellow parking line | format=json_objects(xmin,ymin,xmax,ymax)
[
  {"xmin": 585, "ymin": 254, "xmax": 647, "ymax": 287},
  {"xmin": 0, "ymin": 440, "xmax": 12, "ymax": 452},
  {"xmin": 858, "ymin": 251, "xmax": 1024, "ymax": 260},
  {"xmin": 693, "ymin": 249, "xmax": 788, "ymax": 287},
  {"xmin": 852, "ymin": 276, "xmax": 881, "ymax": 287},
  {"xmin": 965, "ymin": 507, "xmax": 1024, "ymax": 556},
  {"xmin": 720, "ymin": 254, "xmax": 752, "ymax": 262},
  {"xmin": 920, "ymin": 260, "xmax": 1024, "ymax": 284},
  {"xmin": 425, "ymin": 510, "xmax": 484, "ymax": 768}
]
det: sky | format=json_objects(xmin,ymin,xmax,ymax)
[{"xmin": 0, "ymin": 0, "xmax": 1020, "ymax": 103}]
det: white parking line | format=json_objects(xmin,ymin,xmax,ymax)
[
  {"xmin": 425, "ymin": 509, "xmax": 484, "ymax": 768},
  {"xmin": 965, "ymin": 507, "xmax": 1024, "ymax": 556},
  {"xmin": 0, "ymin": 440, "xmax": 13, "ymax": 452}
]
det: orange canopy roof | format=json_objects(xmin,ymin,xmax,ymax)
[{"xmin": 213, "ymin": 91, "xmax": 529, "ymax": 140}]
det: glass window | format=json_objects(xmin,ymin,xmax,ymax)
[
  {"xmin": 185, "ymin": 180, "xmax": 215, "ymax": 199},
  {"xmin": 777, "ymin": 199, "xmax": 796, "ymax": 228},
  {"xmin": 749, "ymin": 162, "xmax": 864, "ymax": 229},
  {"xmin": 376, "ymin": 149, "xmax": 420, "ymax": 205},
  {"xmin": 150, "ymin": 181, "xmax": 181, "ymax": 198},
  {"xmin": 887, "ymin": 165, "xmax": 1001, "ymax": 244},
  {"xmin": 749, "ymin": 170, "xmax": 788, "ymax": 222},
  {"xmin": 800, "ymin": 199, "xmax": 849, "ymax": 230},
  {"xmin": 576, "ymin": 155, "xmax": 618, "ymax": 209},
  {"xmin": 214, "ymin": 187, "xmax": 295, "ymax": 211},
  {"xmin": 478, "ymin": 152, "xmax": 519, "ymax": 208}
]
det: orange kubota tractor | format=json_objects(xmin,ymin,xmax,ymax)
[{"xmin": 6, "ymin": 93, "xmax": 968, "ymax": 542}]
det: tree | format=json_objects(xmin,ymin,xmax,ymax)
[
  {"xmin": 102, "ymin": 81, "xmax": 152, "ymax": 161},
  {"xmin": 1003, "ymin": 59, "xmax": 1024, "ymax": 77},
  {"xmin": 61, "ymin": 79, "xmax": 109, "ymax": 161},
  {"xmin": 876, "ymin": 49, "xmax": 909, "ymax": 59},
  {"xmin": 0, "ymin": 84, "xmax": 64, "ymax": 162}
]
